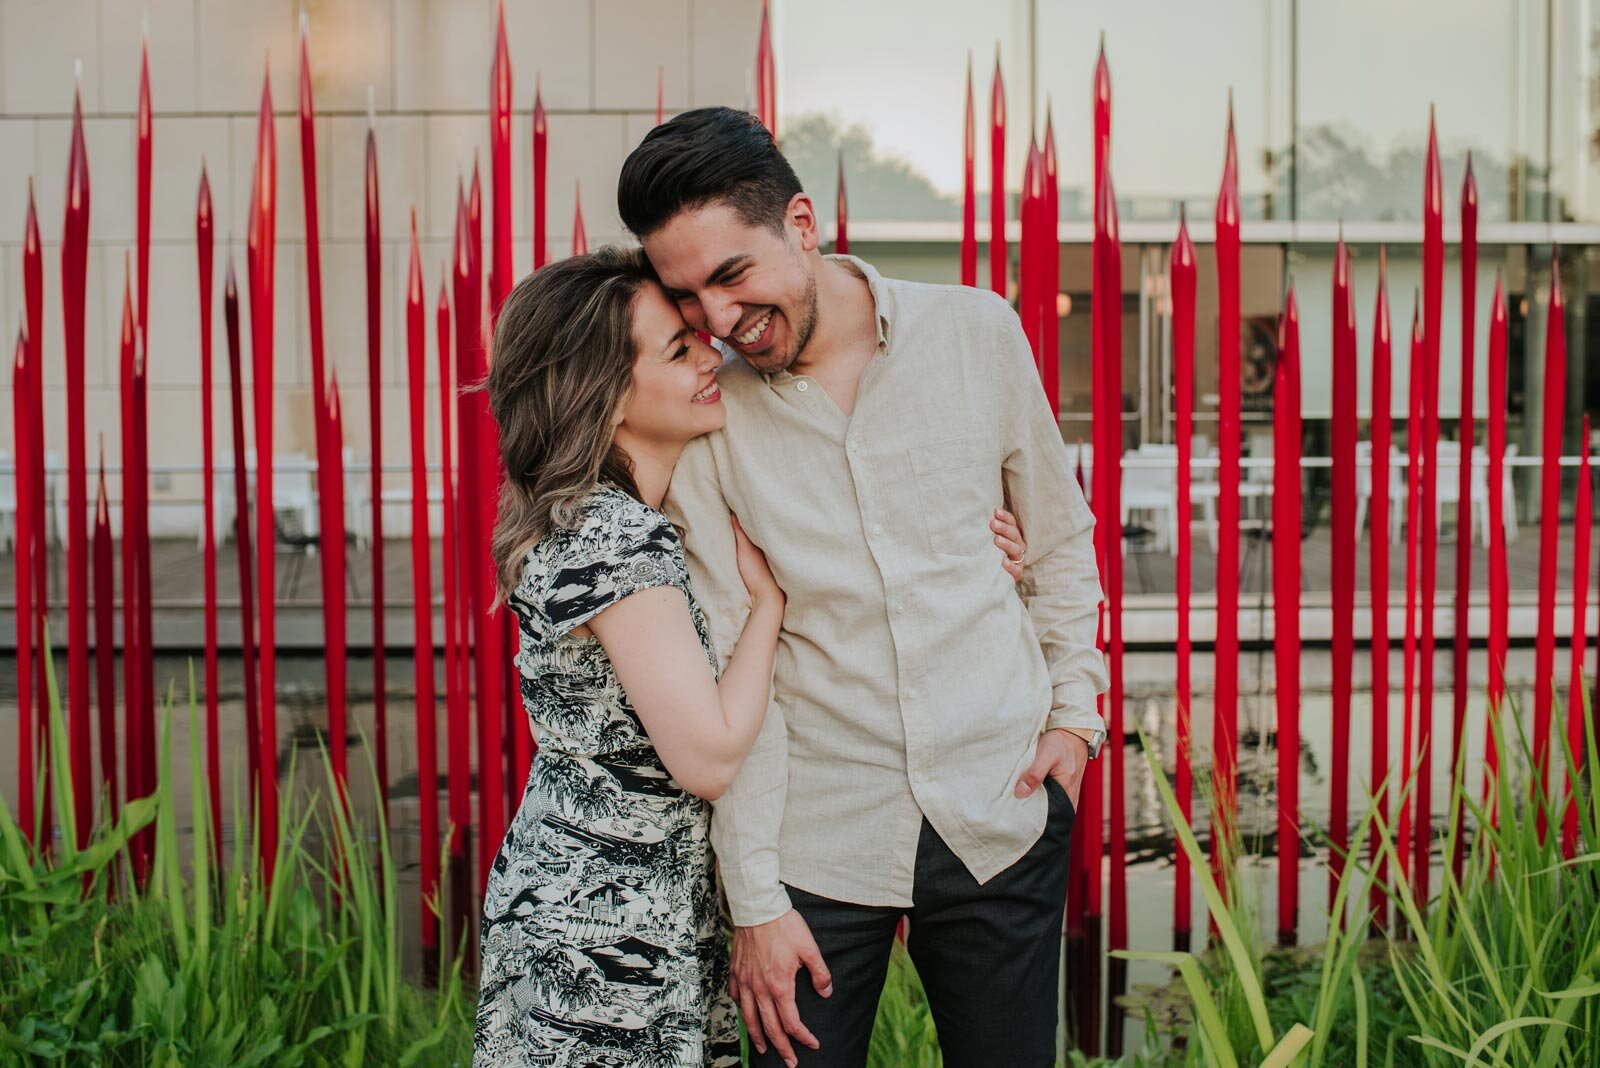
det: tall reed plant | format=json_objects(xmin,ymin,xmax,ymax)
[
  {"xmin": 0, "ymin": 646, "xmax": 474, "ymax": 1066},
  {"xmin": 1122, "ymin": 685, "xmax": 1600, "ymax": 1067}
]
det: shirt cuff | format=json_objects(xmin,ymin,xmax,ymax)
[
  {"xmin": 717, "ymin": 860, "xmax": 793, "ymax": 928},
  {"xmin": 1046, "ymin": 700, "xmax": 1107, "ymax": 759}
]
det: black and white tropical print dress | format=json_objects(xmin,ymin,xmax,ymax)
[{"xmin": 475, "ymin": 486, "xmax": 741, "ymax": 1068}]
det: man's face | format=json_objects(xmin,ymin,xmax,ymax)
[{"xmin": 640, "ymin": 198, "xmax": 819, "ymax": 376}]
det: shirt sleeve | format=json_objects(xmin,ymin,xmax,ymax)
[
  {"xmin": 542, "ymin": 497, "xmax": 683, "ymax": 640},
  {"xmin": 990, "ymin": 296, "xmax": 1110, "ymax": 741},
  {"xmin": 663, "ymin": 434, "xmax": 794, "ymax": 926}
]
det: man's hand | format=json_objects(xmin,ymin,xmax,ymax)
[
  {"xmin": 1014, "ymin": 728, "xmax": 1090, "ymax": 809},
  {"xmin": 728, "ymin": 908, "xmax": 833, "ymax": 1066}
]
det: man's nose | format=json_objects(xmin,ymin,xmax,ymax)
[{"xmin": 706, "ymin": 300, "xmax": 741, "ymax": 340}]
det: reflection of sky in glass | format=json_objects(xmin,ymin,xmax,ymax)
[
  {"xmin": 778, "ymin": 0, "xmax": 1567, "ymax": 222},
  {"xmin": 776, "ymin": 0, "xmax": 1028, "ymax": 196}
]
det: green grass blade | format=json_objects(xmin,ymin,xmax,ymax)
[
  {"xmin": 1260, "ymin": 1023, "xmax": 1314, "ymax": 1068},
  {"xmin": 1135, "ymin": 725, "xmax": 1278, "ymax": 1054},
  {"xmin": 1117, "ymin": 949, "xmax": 1238, "ymax": 1068}
]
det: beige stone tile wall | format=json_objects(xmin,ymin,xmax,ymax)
[{"xmin": 0, "ymin": 0, "xmax": 762, "ymax": 535}]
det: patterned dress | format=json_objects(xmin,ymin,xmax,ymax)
[{"xmin": 475, "ymin": 487, "xmax": 741, "ymax": 1068}]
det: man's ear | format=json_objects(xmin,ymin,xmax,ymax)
[{"xmin": 787, "ymin": 192, "xmax": 821, "ymax": 254}]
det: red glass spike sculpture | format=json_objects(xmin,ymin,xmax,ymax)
[
  {"xmin": 1213, "ymin": 100, "xmax": 1243, "ymax": 888},
  {"xmin": 1450, "ymin": 157, "xmax": 1479, "ymax": 881},
  {"xmin": 1368, "ymin": 248, "xmax": 1394, "ymax": 931},
  {"xmin": 366, "ymin": 101, "xmax": 389, "ymax": 817},
  {"xmin": 989, "ymin": 48, "xmax": 1006, "ymax": 298},
  {"xmin": 533, "ymin": 78, "xmax": 548, "ymax": 271},
  {"xmin": 1169, "ymin": 210, "xmax": 1196, "ymax": 946},
  {"xmin": 1274, "ymin": 286, "xmax": 1303, "ymax": 945},
  {"xmin": 325, "ymin": 372, "xmax": 349, "ymax": 799},
  {"xmin": 12, "ymin": 327, "xmax": 34, "ymax": 846},
  {"xmin": 1534, "ymin": 248, "xmax": 1567, "ymax": 837},
  {"xmin": 438, "ymin": 273, "xmax": 473, "ymax": 944},
  {"xmin": 249, "ymin": 63, "xmax": 281, "ymax": 881},
  {"xmin": 1330, "ymin": 234, "xmax": 1357, "ymax": 912},
  {"xmin": 1098, "ymin": 163, "xmax": 1127, "ymax": 953},
  {"xmin": 1399, "ymin": 293, "xmax": 1424, "ymax": 883},
  {"xmin": 1486, "ymin": 276, "xmax": 1509, "ymax": 794},
  {"xmin": 491, "ymin": 0, "xmax": 513, "ymax": 317},
  {"xmin": 961, "ymin": 55, "xmax": 977, "ymax": 288},
  {"xmin": 407, "ymin": 215, "xmax": 442, "ymax": 953},
  {"xmin": 62, "ymin": 72, "xmax": 92, "ymax": 854},
  {"xmin": 197, "ymin": 163, "xmax": 222, "ymax": 852},
  {"xmin": 1415, "ymin": 110, "xmax": 1445, "ymax": 899},
  {"xmin": 1042, "ymin": 106, "xmax": 1060, "ymax": 414},
  {"xmin": 756, "ymin": 0, "xmax": 776, "ymax": 139},
  {"xmin": 94, "ymin": 452, "xmax": 115, "ymax": 830},
  {"xmin": 1562, "ymin": 416, "xmax": 1592, "ymax": 858},
  {"xmin": 834, "ymin": 153, "xmax": 848, "ymax": 255}
]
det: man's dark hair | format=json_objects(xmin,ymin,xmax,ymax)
[{"xmin": 617, "ymin": 106, "xmax": 803, "ymax": 239}]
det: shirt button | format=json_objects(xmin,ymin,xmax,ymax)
[
  {"xmin": 906, "ymin": 688, "xmax": 918, "ymax": 701},
  {"xmin": 894, "ymin": 601, "xmax": 907, "ymax": 614},
  {"xmin": 871, "ymin": 523, "xmax": 884, "ymax": 536},
  {"xmin": 796, "ymin": 380, "xmax": 810, "ymax": 392}
]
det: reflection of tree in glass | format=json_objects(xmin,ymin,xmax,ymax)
[
  {"xmin": 783, "ymin": 112, "xmax": 959, "ymax": 223},
  {"xmin": 1293, "ymin": 125, "xmax": 1520, "ymax": 222}
]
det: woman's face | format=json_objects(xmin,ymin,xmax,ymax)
[{"xmin": 618, "ymin": 281, "xmax": 726, "ymax": 446}]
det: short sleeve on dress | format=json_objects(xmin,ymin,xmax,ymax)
[{"xmin": 540, "ymin": 492, "xmax": 685, "ymax": 639}]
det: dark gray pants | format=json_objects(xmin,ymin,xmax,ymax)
[{"xmin": 750, "ymin": 778, "xmax": 1076, "ymax": 1068}]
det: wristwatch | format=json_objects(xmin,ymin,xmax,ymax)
[{"xmin": 1062, "ymin": 725, "xmax": 1107, "ymax": 761}]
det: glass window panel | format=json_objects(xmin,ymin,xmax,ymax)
[
  {"xmin": 775, "ymin": 0, "xmax": 1029, "ymax": 226},
  {"xmin": 1296, "ymin": 0, "xmax": 1527, "ymax": 222},
  {"xmin": 1037, "ymin": 1, "xmax": 1291, "ymax": 222}
]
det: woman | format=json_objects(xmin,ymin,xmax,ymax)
[{"xmin": 475, "ymin": 246, "xmax": 1031, "ymax": 1067}]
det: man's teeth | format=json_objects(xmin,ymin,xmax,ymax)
[
  {"xmin": 692, "ymin": 382, "xmax": 719, "ymax": 402},
  {"xmin": 735, "ymin": 310, "xmax": 772, "ymax": 345}
]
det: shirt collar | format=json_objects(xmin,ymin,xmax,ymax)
[
  {"xmin": 825, "ymin": 253, "xmax": 894, "ymax": 352},
  {"xmin": 742, "ymin": 254, "xmax": 895, "ymax": 385}
]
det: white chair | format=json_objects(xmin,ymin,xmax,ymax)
[
  {"xmin": 203, "ymin": 451, "xmax": 243, "ymax": 548},
  {"xmin": 342, "ymin": 446, "xmax": 374, "ymax": 551},
  {"xmin": 1435, "ymin": 441, "xmax": 1491, "ymax": 546},
  {"xmin": 274, "ymin": 453, "xmax": 318, "ymax": 543},
  {"xmin": 1123, "ymin": 444, "xmax": 1179, "ymax": 555},
  {"xmin": 1499, "ymin": 444, "xmax": 1520, "ymax": 543},
  {"xmin": 0, "ymin": 449, "xmax": 16, "ymax": 552},
  {"xmin": 1355, "ymin": 439, "xmax": 1406, "ymax": 545},
  {"xmin": 1194, "ymin": 445, "xmax": 1221, "ymax": 552},
  {"xmin": 1064, "ymin": 442, "xmax": 1093, "ymax": 499}
]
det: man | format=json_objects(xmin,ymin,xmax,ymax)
[{"xmin": 617, "ymin": 107, "xmax": 1107, "ymax": 1068}]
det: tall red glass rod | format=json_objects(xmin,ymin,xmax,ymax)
[
  {"xmin": 1533, "ymin": 248, "xmax": 1567, "ymax": 836},
  {"xmin": 1368, "ymin": 249, "xmax": 1393, "ymax": 930},
  {"xmin": 989, "ymin": 49, "xmax": 1006, "ymax": 298},
  {"xmin": 1450, "ymin": 158, "xmax": 1478, "ymax": 882},
  {"xmin": 1169, "ymin": 211, "xmax": 1196, "ymax": 947},
  {"xmin": 62, "ymin": 73, "xmax": 92, "ymax": 852},
  {"xmin": 407, "ymin": 216, "xmax": 442, "ymax": 953},
  {"xmin": 197, "ymin": 164, "xmax": 222, "ymax": 852},
  {"xmin": 1213, "ymin": 102, "xmax": 1243, "ymax": 882},
  {"xmin": 1274, "ymin": 287, "xmax": 1303, "ymax": 945},
  {"xmin": 1415, "ymin": 112, "xmax": 1444, "ymax": 898}
]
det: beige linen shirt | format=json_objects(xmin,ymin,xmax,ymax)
[{"xmin": 664, "ymin": 256, "xmax": 1108, "ymax": 927}]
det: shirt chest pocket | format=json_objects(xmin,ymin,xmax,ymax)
[{"xmin": 908, "ymin": 435, "xmax": 996, "ymax": 557}]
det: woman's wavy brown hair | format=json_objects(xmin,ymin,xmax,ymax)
[{"xmin": 486, "ymin": 244, "xmax": 657, "ymax": 601}]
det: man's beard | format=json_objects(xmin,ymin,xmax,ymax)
[{"xmin": 738, "ymin": 270, "xmax": 819, "ymax": 376}]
